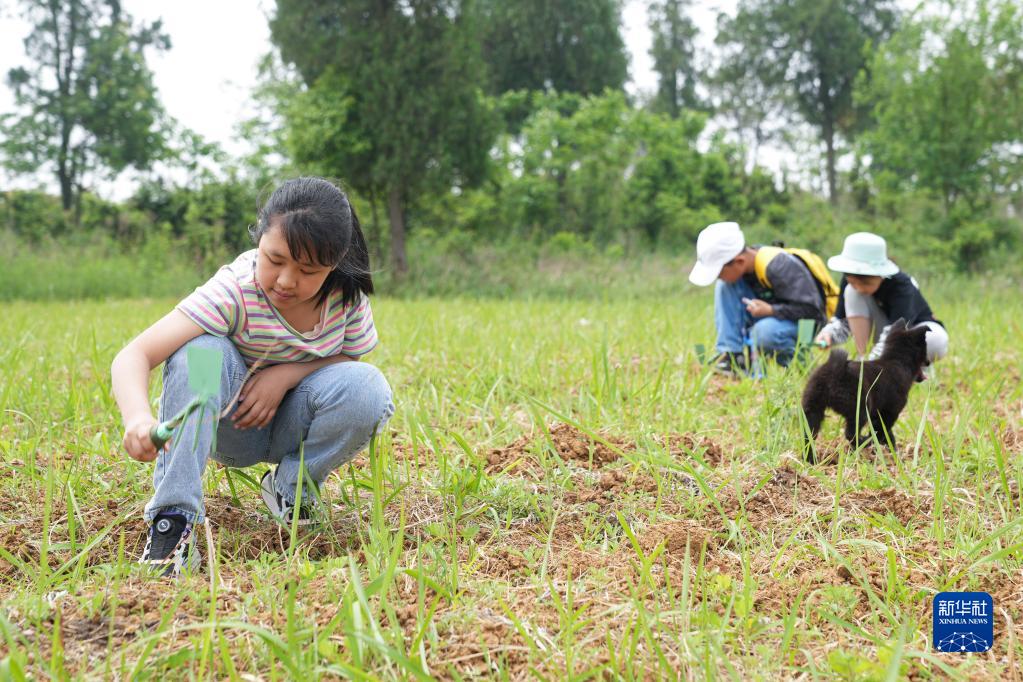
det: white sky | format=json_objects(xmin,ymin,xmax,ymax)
[{"xmin": 0, "ymin": 0, "xmax": 761, "ymax": 198}]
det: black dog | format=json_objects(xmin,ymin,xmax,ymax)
[{"xmin": 801, "ymin": 320, "xmax": 929, "ymax": 462}]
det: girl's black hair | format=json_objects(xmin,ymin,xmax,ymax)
[{"xmin": 250, "ymin": 177, "xmax": 374, "ymax": 308}]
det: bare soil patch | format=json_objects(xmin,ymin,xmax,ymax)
[
  {"xmin": 721, "ymin": 465, "xmax": 830, "ymax": 529},
  {"xmin": 486, "ymin": 422, "xmax": 728, "ymax": 476},
  {"xmin": 842, "ymin": 488, "xmax": 923, "ymax": 526}
]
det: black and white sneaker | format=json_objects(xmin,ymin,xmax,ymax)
[
  {"xmin": 140, "ymin": 513, "xmax": 200, "ymax": 577},
  {"xmin": 260, "ymin": 469, "xmax": 317, "ymax": 527},
  {"xmin": 712, "ymin": 351, "xmax": 748, "ymax": 377}
]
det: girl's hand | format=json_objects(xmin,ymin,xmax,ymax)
[
  {"xmin": 232, "ymin": 364, "xmax": 298, "ymax": 430},
  {"xmin": 743, "ymin": 298, "xmax": 774, "ymax": 318},
  {"xmin": 815, "ymin": 330, "xmax": 832, "ymax": 347},
  {"xmin": 124, "ymin": 416, "xmax": 163, "ymax": 462}
]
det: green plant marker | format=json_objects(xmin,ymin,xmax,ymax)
[
  {"xmin": 796, "ymin": 318, "xmax": 815, "ymax": 347},
  {"xmin": 149, "ymin": 345, "xmax": 223, "ymax": 450},
  {"xmin": 694, "ymin": 343, "xmax": 706, "ymax": 364}
]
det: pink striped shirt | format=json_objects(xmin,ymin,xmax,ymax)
[{"xmin": 176, "ymin": 250, "xmax": 378, "ymax": 366}]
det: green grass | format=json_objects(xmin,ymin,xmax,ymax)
[{"xmin": 1, "ymin": 282, "xmax": 1021, "ymax": 679}]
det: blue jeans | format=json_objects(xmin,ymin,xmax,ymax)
[
  {"xmin": 144, "ymin": 335, "xmax": 395, "ymax": 524},
  {"xmin": 714, "ymin": 278, "xmax": 798, "ymax": 361}
]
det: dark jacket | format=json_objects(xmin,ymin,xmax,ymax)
[
  {"xmin": 743, "ymin": 250, "xmax": 826, "ymax": 325},
  {"xmin": 835, "ymin": 272, "xmax": 942, "ymax": 327}
]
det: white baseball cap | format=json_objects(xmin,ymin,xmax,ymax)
[{"xmin": 688, "ymin": 222, "xmax": 745, "ymax": 286}]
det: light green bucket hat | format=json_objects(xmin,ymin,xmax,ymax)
[{"xmin": 827, "ymin": 232, "xmax": 900, "ymax": 277}]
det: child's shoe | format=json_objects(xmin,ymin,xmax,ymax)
[
  {"xmin": 140, "ymin": 513, "xmax": 200, "ymax": 577},
  {"xmin": 712, "ymin": 351, "xmax": 747, "ymax": 377},
  {"xmin": 260, "ymin": 468, "xmax": 319, "ymax": 527}
]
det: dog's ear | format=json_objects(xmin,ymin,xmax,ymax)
[{"xmin": 890, "ymin": 317, "xmax": 908, "ymax": 332}]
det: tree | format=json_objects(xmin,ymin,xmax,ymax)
[
  {"xmin": 859, "ymin": 0, "xmax": 1023, "ymax": 215},
  {"xmin": 418, "ymin": 91, "xmax": 770, "ymax": 251},
  {"xmin": 857, "ymin": 0, "xmax": 1023, "ymax": 266},
  {"xmin": 647, "ymin": 0, "xmax": 702, "ymax": 117},
  {"xmin": 1, "ymin": 0, "xmax": 170, "ymax": 213},
  {"xmin": 477, "ymin": 0, "xmax": 628, "ymax": 96},
  {"xmin": 717, "ymin": 0, "xmax": 899, "ymax": 203},
  {"xmin": 269, "ymin": 0, "xmax": 498, "ymax": 276},
  {"xmin": 709, "ymin": 12, "xmax": 786, "ymax": 171}
]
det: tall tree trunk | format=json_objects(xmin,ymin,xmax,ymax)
[
  {"xmin": 751, "ymin": 124, "xmax": 764, "ymax": 171},
  {"xmin": 386, "ymin": 187, "xmax": 408, "ymax": 276},
  {"xmin": 823, "ymin": 118, "xmax": 837, "ymax": 205},
  {"xmin": 73, "ymin": 183, "xmax": 83, "ymax": 227},
  {"xmin": 58, "ymin": 165, "xmax": 73, "ymax": 211},
  {"xmin": 554, "ymin": 167, "xmax": 568, "ymax": 232},
  {"xmin": 664, "ymin": 71, "xmax": 678, "ymax": 118},
  {"xmin": 369, "ymin": 191, "xmax": 384, "ymax": 265},
  {"xmin": 53, "ymin": 0, "xmax": 76, "ymax": 212}
]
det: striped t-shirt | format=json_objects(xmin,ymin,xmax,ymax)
[{"xmin": 176, "ymin": 250, "xmax": 378, "ymax": 366}]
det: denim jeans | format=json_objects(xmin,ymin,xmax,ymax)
[
  {"xmin": 144, "ymin": 334, "xmax": 395, "ymax": 524},
  {"xmin": 713, "ymin": 278, "xmax": 798, "ymax": 360}
]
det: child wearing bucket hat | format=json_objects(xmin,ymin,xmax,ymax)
[
  {"xmin": 815, "ymin": 232, "xmax": 948, "ymax": 366},
  {"xmin": 689, "ymin": 221, "xmax": 830, "ymax": 376}
]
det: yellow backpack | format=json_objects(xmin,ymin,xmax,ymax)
[{"xmin": 753, "ymin": 246, "xmax": 840, "ymax": 319}]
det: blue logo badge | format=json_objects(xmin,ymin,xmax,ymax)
[{"xmin": 933, "ymin": 592, "xmax": 993, "ymax": 652}]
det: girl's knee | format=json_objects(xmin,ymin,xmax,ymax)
[
  {"xmin": 348, "ymin": 367, "xmax": 393, "ymax": 437},
  {"xmin": 165, "ymin": 335, "xmax": 247, "ymax": 410},
  {"xmin": 357, "ymin": 364, "xmax": 394, "ymax": 422},
  {"xmin": 313, "ymin": 362, "xmax": 393, "ymax": 426},
  {"xmin": 167, "ymin": 334, "xmax": 235, "ymax": 369},
  {"xmin": 186, "ymin": 334, "xmax": 235, "ymax": 354}
]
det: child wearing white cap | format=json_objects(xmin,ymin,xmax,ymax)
[
  {"xmin": 815, "ymin": 232, "xmax": 948, "ymax": 365},
  {"xmin": 689, "ymin": 222, "xmax": 829, "ymax": 375}
]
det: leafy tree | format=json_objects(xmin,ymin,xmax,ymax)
[
  {"xmin": 415, "ymin": 91, "xmax": 774, "ymax": 251},
  {"xmin": 1, "ymin": 0, "xmax": 170, "ymax": 213},
  {"xmin": 709, "ymin": 13, "xmax": 787, "ymax": 171},
  {"xmin": 717, "ymin": 0, "xmax": 899, "ymax": 203},
  {"xmin": 859, "ymin": 0, "xmax": 1023, "ymax": 215},
  {"xmin": 857, "ymin": 0, "xmax": 1023, "ymax": 267},
  {"xmin": 0, "ymin": 189, "xmax": 67, "ymax": 242},
  {"xmin": 269, "ymin": 0, "xmax": 498, "ymax": 275},
  {"xmin": 647, "ymin": 0, "xmax": 702, "ymax": 117},
  {"xmin": 477, "ymin": 0, "xmax": 628, "ymax": 96}
]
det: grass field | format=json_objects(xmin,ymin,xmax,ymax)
[{"xmin": 1, "ymin": 284, "xmax": 1022, "ymax": 679}]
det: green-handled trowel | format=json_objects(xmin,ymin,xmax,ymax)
[{"xmin": 149, "ymin": 345, "xmax": 224, "ymax": 450}]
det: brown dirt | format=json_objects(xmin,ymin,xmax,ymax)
[
  {"xmin": 485, "ymin": 430, "xmax": 545, "ymax": 478},
  {"xmin": 563, "ymin": 468, "xmax": 655, "ymax": 505},
  {"xmin": 656, "ymin": 433, "xmax": 727, "ymax": 466},
  {"xmin": 641, "ymin": 519, "xmax": 722, "ymax": 555},
  {"xmin": 843, "ymin": 488, "xmax": 924, "ymax": 526},
  {"xmin": 999, "ymin": 425, "xmax": 1023, "ymax": 453},
  {"xmin": 0, "ymin": 489, "xmax": 369, "ymax": 585},
  {"xmin": 0, "ymin": 491, "xmax": 140, "ymax": 582},
  {"xmin": 15, "ymin": 476, "xmax": 1022, "ymax": 681},
  {"xmin": 486, "ymin": 422, "xmax": 729, "ymax": 476},
  {"xmin": 548, "ymin": 423, "xmax": 630, "ymax": 467},
  {"xmin": 6, "ymin": 420, "xmax": 1019, "ymax": 679},
  {"xmin": 486, "ymin": 423, "xmax": 629, "ymax": 474},
  {"xmin": 721, "ymin": 465, "xmax": 830, "ymax": 528}
]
